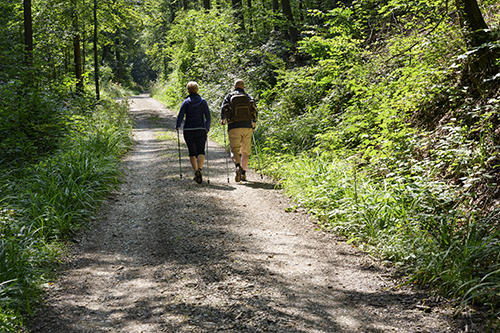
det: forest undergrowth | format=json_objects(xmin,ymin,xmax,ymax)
[
  {"xmin": 0, "ymin": 85, "xmax": 133, "ymax": 330},
  {"xmin": 149, "ymin": 1, "xmax": 500, "ymax": 329}
]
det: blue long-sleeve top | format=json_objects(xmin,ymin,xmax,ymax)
[{"xmin": 176, "ymin": 93, "xmax": 211, "ymax": 131}]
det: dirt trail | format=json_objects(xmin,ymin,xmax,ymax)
[{"xmin": 29, "ymin": 95, "xmax": 482, "ymax": 333}]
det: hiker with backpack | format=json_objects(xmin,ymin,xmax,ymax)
[
  {"xmin": 220, "ymin": 79, "xmax": 258, "ymax": 182},
  {"xmin": 176, "ymin": 81, "xmax": 211, "ymax": 184}
]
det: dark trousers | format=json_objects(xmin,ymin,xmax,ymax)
[{"xmin": 183, "ymin": 129, "xmax": 207, "ymax": 157}]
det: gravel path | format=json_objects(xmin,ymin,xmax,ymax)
[{"xmin": 28, "ymin": 95, "xmax": 485, "ymax": 333}]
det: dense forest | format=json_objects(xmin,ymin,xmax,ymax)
[{"xmin": 1, "ymin": 0, "xmax": 499, "ymax": 330}]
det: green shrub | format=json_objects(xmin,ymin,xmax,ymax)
[{"xmin": 0, "ymin": 94, "xmax": 133, "ymax": 330}]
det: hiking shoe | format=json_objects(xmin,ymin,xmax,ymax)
[
  {"xmin": 235, "ymin": 166, "xmax": 243, "ymax": 182},
  {"xmin": 195, "ymin": 169, "xmax": 203, "ymax": 184},
  {"xmin": 240, "ymin": 172, "xmax": 246, "ymax": 181}
]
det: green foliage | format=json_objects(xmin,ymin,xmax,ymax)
[
  {"xmin": 162, "ymin": 9, "xmax": 240, "ymax": 87},
  {"xmin": 0, "ymin": 95, "xmax": 132, "ymax": 330},
  {"xmin": 0, "ymin": 83, "xmax": 69, "ymax": 164},
  {"xmin": 0, "ymin": 207, "xmax": 56, "ymax": 316},
  {"xmin": 0, "ymin": 0, "xmax": 139, "ymax": 329},
  {"xmin": 21, "ymin": 98, "xmax": 132, "ymax": 238},
  {"xmin": 0, "ymin": 1, "xmax": 23, "ymax": 83},
  {"xmin": 146, "ymin": 0, "xmax": 499, "ymax": 322},
  {"xmin": 277, "ymin": 154, "xmax": 500, "ymax": 315}
]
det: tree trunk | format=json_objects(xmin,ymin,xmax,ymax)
[
  {"xmin": 94, "ymin": 0, "xmax": 100, "ymax": 100},
  {"xmin": 115, "ymin": 34, "xmax": 121, "ymax": 84},
  {"xmin": 73, "ymin": 0, "xmax": 84, "ymax": 91},
  {"xmin": 231, "ymin": 0, "xmax": 245, "ymax": 32},
  {"xmin": 82, "ymin": 0, "xmax": 85, "ymax": 73},
  {"xmin": 74, "ymin": 35, "xmax": 83, "ymax": 91},
  {"xmin": 281, "ymin": 0, "xmax": 297, "ymax": 43},
  {"xmin": 23, "ymin": 0, "xmax": 33, "ymax": 76},
  {"xmin": 247, "ymin": 0, "xmax": 253, "ymax": 33},
  {"xmin": 102, "ymin": 44, "xmax": 110, "ymax": 65},
  {"xmin": 203, "ymin": 0, "xmax": 211, "ymax": 11},
  {"xmin": 272, "ymin": 0, "xmax": 279, "ymax": 31},
  {"xmin": 183, "ymin": 0, "xmax": 187, "ymax": 10},
  {"xmin": 455, "ymin": 0, "xmax": 497, "ymax": 91},
  {"xmin": 455, "ymin": 0, "xmax": 489, "ymax": 47},
  {"xmin": 298, "ymin": 0, "xmax": 304, "ymax": 22}
]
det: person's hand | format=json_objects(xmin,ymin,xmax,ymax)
[
  {"xmin": 221, "ymin": 119, "xmax": 226, "ymax": 125},
  {"xmin": 252, "ymin": 121, "xmax": 256, "ymax": 130},
  {"xmin": 175, "ymin": 127, "xmax": 179, "ymax": 131}
]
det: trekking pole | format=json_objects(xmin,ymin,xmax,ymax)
[
  {"xmin": 177, "ymin": 128, "xmax": 182, "ymax": 179},
  {"xmin": 205, "ymin": 137, "xmax": 210, "ymax": 184},
  {"xmin": 252, "ymin": 132, "xmax": 263, "ymax": 179},
  {"xmin": 223, "ymin": 123, "xmax": 230, "ymax": 183}
]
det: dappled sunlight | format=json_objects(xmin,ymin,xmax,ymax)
[{"xmin": 30, "ymin": 96, "xmax": 458, "ymax": 333}]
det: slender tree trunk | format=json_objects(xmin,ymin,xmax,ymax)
[
  {"xmin": 183, "ymin": 0, "xmax": 188, "ymax": 10},
  {"xmin": 164, "ymin": 56, "xmax": 168, "ymax": 81},
  {"xmin": 115, "ymin": 34, "xmax": 121, "ymax": 84},
  {"xmin": 272, "ymin": 0, "xmax": 279, "ymax": 31},
  {"xmin": 82, "ymin": 0, "xmax": 85, "ymax": 73},
  {"xmin": 247, "ymin": 0, "xmax": 253, "ymax": 33},
  {"xmin": 299, "ymin": 0, "xmax": 304, "ymax": 22},
  {"xmin": 203, "ymin": 0, "xmax": 211, "ymax": 11},
  {"xmin": 281, "ymin": 0, "xmax": 297, "ymax": 43},
  {"xmin": 102, "ymin": 44, "xmax": 110, "ymax": 65},
  {"xmin": 23, "ymin": 0, "xmax": 33, "ymax": 82},
  {"xmin": 74, "ymin": 35, "xmax": 83, "ymax": 91},
  {"xmin": 231, "ymin": 0, "xmax": 245, "ymax": 31},
  {"xmin": 23, "ymin": 0, "xmax": 33, "ymax": 62},
  {"xmin": 82, "ymin": 38, "xmax": 85, "ymax": 73},
  {"xmin": 94, "ymin": 0, "xmax": 100, "ymax": 99},
  {"xmin": 73, "ymin": 0, "xmax": 84, "ymax": 91}
]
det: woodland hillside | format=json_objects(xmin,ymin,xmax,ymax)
[{"xmin": 1, "ymin": 0, "xmax": 500, "ymax": 331}]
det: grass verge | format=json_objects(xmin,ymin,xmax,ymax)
[
  {"xmin": 0, "ymin": 97, "xmax": 133, "ymax": 331},
  {"xmin": 267, "ymin": 153, "xmax": 499, "ymax": 329}
]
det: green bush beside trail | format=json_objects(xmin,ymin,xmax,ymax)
[{"xmin": 0, "ymin": 94, "xmax": 133, "ymax": 331}]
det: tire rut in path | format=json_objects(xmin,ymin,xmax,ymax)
[{"xmin": 29, "ymin": 95, "xmax": 481, "ymax": 333}]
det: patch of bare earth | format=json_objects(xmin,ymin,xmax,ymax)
[{"xmin": 29, "ymin": 95, "xmax": 486, "ymax": 333}]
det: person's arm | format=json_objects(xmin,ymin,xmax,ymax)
[
  {"xmin": 176, "ymin": 101, "xmax": 187, "ymax": 130},
  {"xmin": 203, "ymin": 100, "xmax": 211, "ymax": 132}
]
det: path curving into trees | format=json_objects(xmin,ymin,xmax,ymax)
[{"xmin": 28, "ymin": 95, "xmax": 482, "ymax": 333}]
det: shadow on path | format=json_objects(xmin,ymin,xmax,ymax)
[{"xmin": 28, "ymin": 95, "xmax": 473, "ymax": 333}]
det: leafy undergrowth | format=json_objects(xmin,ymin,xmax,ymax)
[
  {"xmin": 260, "ymin": 149, "xmax": 500, "ymax": 328},
  {"xmin": 0, "ymin": 96, "xmax": 133, "ymax": 331},
  {"xmin": 149, "ymin": 0, "xmax": 500, "ymax": 328}
]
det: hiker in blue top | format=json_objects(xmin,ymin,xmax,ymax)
[{"xmin": 176, "ymin": 81, "xmax": 211, "ymax": 184}]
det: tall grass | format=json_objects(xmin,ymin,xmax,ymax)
[
  {"xmin": 275, "ymin": 154, "xmax": 499, "ymax": 326},
  {"xmin": 0, "ymin": 97, "xmax": 133, "ymax": 331}
]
